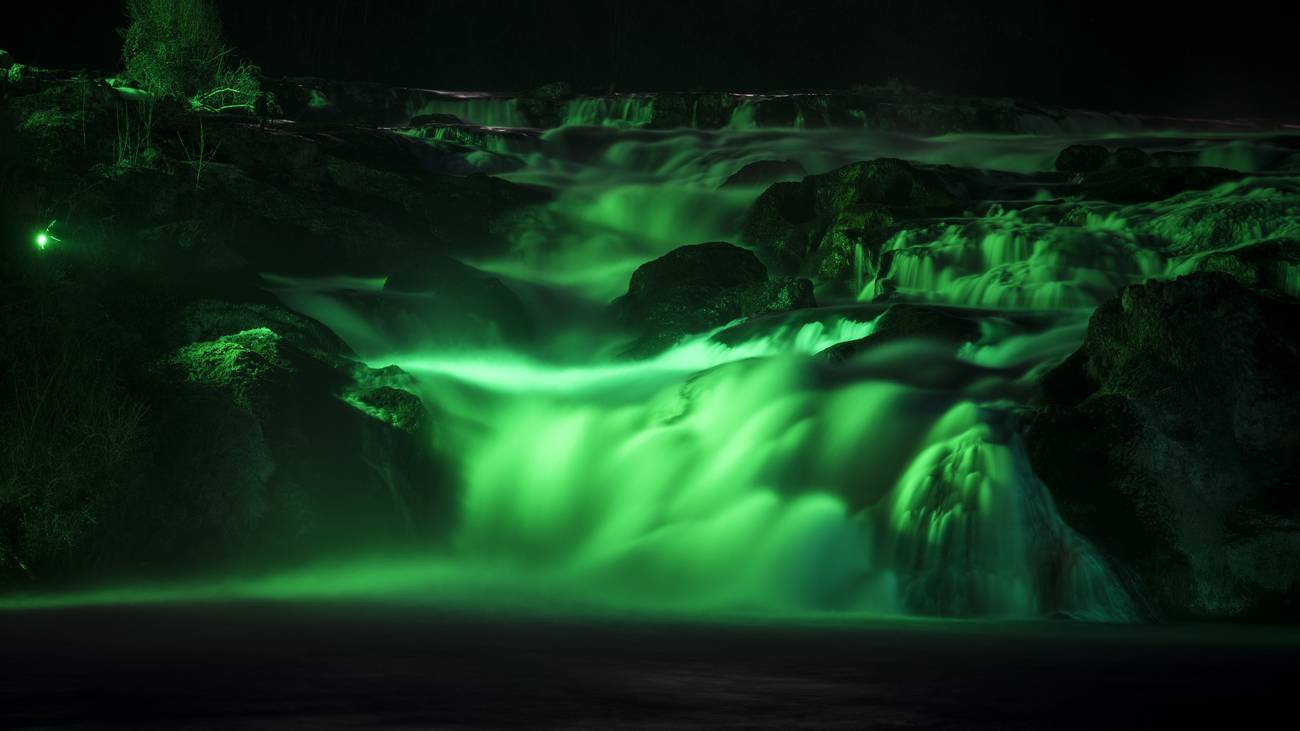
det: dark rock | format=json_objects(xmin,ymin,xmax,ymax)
[
  {"xmin": 1078, "ymin": 165, "xmax": 1241, "ymax": 203},
  {"xmin": 741, "ymin": 158, "xmax": 966, "ymax": 282},
  {"xmin": 720, "ymin": 159, "xmax": 807, "ymax": 189},
  {"xmin": 173, "ymin": 300, "xmax": 355, "ymax": 363},
  {"xmin": 169, "ymin": 123, "xmax": 549, "ymax": 275},
  {"xmin": 1055, "ymin": 144, "xmax": 1110, "ymax": 172},
  {"xmin": 147, "ymin": 316, "xmax": 448, "ymax": 569},
  {"xmin": 1114, "ymin": 146, "xmax": 1151, "ymax": 168},
  {"xmin": 382, "ymin": 255, "xmax": 536, "ymax": 343},
  {"xmin": 408, "ymin": 112, "xmax": 464, "ymax": 126},
  {"xmin": 1152, "ymin": 150, "xmax": 1200, "ymax": 167},
  {"xmin": 1024, "ymin": 273, "xmax": 1300, "ymax": 621},
  {"xmin": 1150, "ymin": 197, "xmax": 1300, "ymax": 256},
  {"xmin": 0, "ymin": 49, "xmax": 12, "ymax": 71},
  {"xmin": 817, "ymin": 304, "xmax": 980, "ymax": 363},
  {"xmin": 617, "ymin": 242, "xmax": 815, "ymax": 356},
  {"xmin": 1193, "ymin": 238, "xmax": 1300, "ymax": 296},
  {"xmin": 517, "ymin": 81, "xmax": 573, "ymax": 128}
]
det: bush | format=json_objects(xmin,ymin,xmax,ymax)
[
  {"xmin": 120, "ymin": 0, "xmax": 260, "ymax": 112},
  {"xmin": 0, "ymin": 326, "xmax": 149, "ymax": 581}
]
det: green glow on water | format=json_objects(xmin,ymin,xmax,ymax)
[
  {"xmin": 0, "ymin": 306, "xmax": 1133, "ymax": 620},
  {"xmin": 14, "ymin": 109, "xmax": 1299, "ymax": 622}
]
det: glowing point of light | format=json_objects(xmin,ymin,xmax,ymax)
[{"xmin": 36, "ymin": 233, "xmax": 48, "ymax": 249}]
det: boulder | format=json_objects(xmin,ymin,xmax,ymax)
[
  {"xmin": 0, "ymin": 288, "xmax": 449, "ymax": 585},
  {"xmin": 1193, "ymin": 238, "xmax": 1300, "ymax": 297},
  {"xmin": 1025, "ymin": 273, "xmax": 1300, "ymax": 620},
  {"xmin": 741, "ymin": 158, "xmax": 967, "ymax": 283},
  {"xmin": 817, "ymin": 303, "xmax": 981, "ymax": 363},
  {"xmin": 1114, "ymin": 146, "xmax": 1151, "ymax": 168},
  {"xmin": 382, "ymin": 254, "xmax": 536, "ymax": 344},
  {"xmin": 1054, "ymin": 145, "xmax": 1151, "ymax": 173},
  {"xmin": 720, "ymin": 159, "xmax": 807, "ymax": 189},
  {"xmin": 617, "ymin": 242, "xmax": 815, "ymax": 356},
  {"xmin": 140, "ymin": 304, "xmax": 448, "ymax": 571},
  {"xmin": 1055, "ymin": 144, "xmax": 1110, "ymax": 172},
  {"xmin": 1078, "ymin": 165, "xmax": 1241, "ymax": 203},
  {"xmin": 1148, "ymin": 195, "xmax": 1300, "ymax": 255}
]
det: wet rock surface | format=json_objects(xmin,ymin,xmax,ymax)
[
  {"xmin": 818, "ymin": 303, "xmax": 981, "ymax": 363},
  {"xmin": 1026, "ymin": 273, "xmax": 1300, "ymax": 620},
  {"xmin": 617, "ymin": 242, "xmax": 815, "ymax": 356},
  {"xmin": 720, "ymin": 159, "xmax": 807, "ymax": 189}
]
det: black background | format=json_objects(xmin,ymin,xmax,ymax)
[{"xmin": 4, "ymin": 1, "xmax": 1293, "ymax": 121}]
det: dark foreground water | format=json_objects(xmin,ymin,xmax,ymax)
[{"xmin": 2, "ymin": 603, "xmax": 1297, "ymax": 730}]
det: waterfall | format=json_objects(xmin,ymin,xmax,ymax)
[
  {"xmin": 49, "ymin": 100, "xmax": 1300, "ymax": 619},
  {"xmin": 873, "ymin": 208, "xmax": 1167, "ymax": 309},
  {"xmin": 561, "ymin": 96, "xmax": 656, "ymax": 128},
  {"xmin": 406, "ymin": 95, "xmax": 530, "ymax": 127},
  {"xmin": 355, "ymin": 319, "xmax": 1134, "ymax": 619}
]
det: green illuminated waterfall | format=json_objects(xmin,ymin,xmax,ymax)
[
  {"xmin": 259, "ymin": 111, "xmax": 1211, "ymax": 620},
  {"xmin": 18, "ymin": 93, "xmax": 1295, "ymax": 620}
]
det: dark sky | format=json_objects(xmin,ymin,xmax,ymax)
[{"xmin": 3, "ymin": 1, "xmax": 1294, "ymax": 121}]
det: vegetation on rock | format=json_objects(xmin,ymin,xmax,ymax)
[{"xmin": 121, "ymin": 0, "xmax": 261, "ymax": 112}]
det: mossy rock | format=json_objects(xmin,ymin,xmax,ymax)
[
  {"xmin": 1025, "ymin": 273, "xmax": 1300, "ymax": 621},
  {"xmin": 617, "ymin": 242, "xmax": 815, "ymax": 356}
]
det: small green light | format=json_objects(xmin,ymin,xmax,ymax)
[{"xmin": 35, "ymin": 220, "xmax": 61, "ymax": 251}]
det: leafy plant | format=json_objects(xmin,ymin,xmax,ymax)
[
  {"xmin": 120, "ymin": 0, "xmax": 260, "ymax": 112},
  {"xmin": 121, "ymin": 0, "xmax": 224, "ymax": 100}
]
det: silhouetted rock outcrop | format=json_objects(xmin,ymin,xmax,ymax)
[
  {"xmin": 1077, "ymin": 165, "xmax": 1241, "ymax": 203},
  {"xmin": 617, "ymin": 242, "xmax": 815, "ymax": 356},
  {"xmin": 1192, "ymin": 238, "xmax": 1300, "ymax": 297},
  {"xmin": 1055, "ymin": 144, "xmax": 1110, "ymax": 172},
  {"xmin": 720, "ymin": 159, "xmax": 807, "ymax": 189},
  {"xmin": 1025, "ymin": 273, "xmax": 1300, "ymax": 621}
]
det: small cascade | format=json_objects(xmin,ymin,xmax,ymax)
[
  {"xmin": 873, "ymin": 402, "xmax": 1133, "ymax": 618},
  {"xmin": 725, "ymin": 99, "xmax": 760, "ymax": 130},
  {"xmin": 868, "ymin": 208, "xmax": 1166, "ymax": 308},
  {"xmin": 407, "ymin": 95, "xmax": 530, "ymax": 127},
  {"xmin": 377, "ymin": 327, "xmax": 1135, "ymax": 619},
  {"xmin": 561, "ymin": 96, "xmax": 656, "ymax": 128}
]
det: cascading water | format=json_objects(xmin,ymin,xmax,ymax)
[
  {"xmin": 406, "ymin": 93, "xmax": 530, "ymax": 128},
  {"xmin": 561, "ymin": 96, "xmax": 656, "ymax": 128},
  {"xmin": 234, "ymin": 111, "xmax": 1300, "ymax": 621},
  {"xmin": 40, "ymin": 102, "xmax": 1288, "ymax": 620}
]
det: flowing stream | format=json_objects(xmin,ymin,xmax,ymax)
[
  {"xmin": 268, "ymin": 116, "xmax": 1298, "ymax": 622},
  {"xmin": 26, "ymin": 101, "xmax": 1295, "ymax": 620}
]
